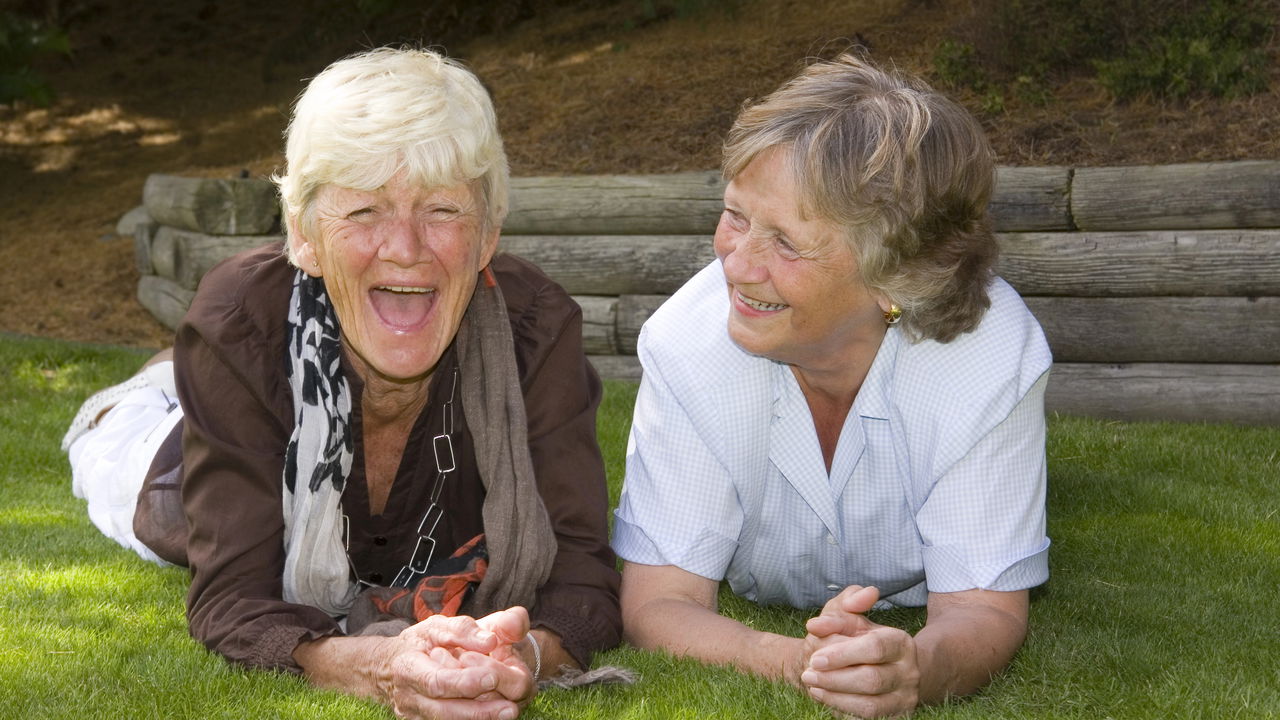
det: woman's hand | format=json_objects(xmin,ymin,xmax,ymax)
[
  {"xmin": 378, "ymin": 608, "xmax": 537, "ymax": 719},
  {"xmin": 800, "ymin": 585, "xmax": 921, "ymax": 718}
]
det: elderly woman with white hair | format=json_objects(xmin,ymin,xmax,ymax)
[
  {"xmin": 64, "ymin": 47, "xmax": 620, "ymax": 719},
  {"xmin": 612, "ymin": 54, "xmax": 1052, "ymax": 718}
]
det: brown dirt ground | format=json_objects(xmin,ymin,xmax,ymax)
[{"xmin": 3, "ymin": 0, "xmax": 1279, "ymax": 349}]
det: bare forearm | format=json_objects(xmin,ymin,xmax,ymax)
[
  {"xmin": 294, "ymin": 635, "xmax": 396, "ymax": 699},
  {"xmin": 624, "ymin": 596, "xmax": 805, "ymax": 683},
  {"xmin": 913, "ymin": 596, "xmax": 1027, "ymax": 704}
]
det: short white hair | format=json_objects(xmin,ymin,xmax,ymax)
[{"xmin": 275, "ymin": 47, "xmax": 509, "ymax": 263}]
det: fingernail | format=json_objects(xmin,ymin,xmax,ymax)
[
  {"xmin": 801, "ymin": 670, "xmax": 818, "ymax": 685},
  {"xmin": 483, "ymin": 673, "xmax": 498, "ymax": 691},
  {"xmin": 499, "ymin": 708, "xmax": 517, "ymax": 720},
  {"xmin": 810, "ymin": 655, "xmax": 829, "ymax": 670}
]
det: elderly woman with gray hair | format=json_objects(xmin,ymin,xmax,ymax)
[
  {"xmin": 64, "ymin": 47, "xmax": 620, "ymax": 720},
  {"xmin": 612, "ymin": 54, "xmax": 1052, "ymax": 717}
]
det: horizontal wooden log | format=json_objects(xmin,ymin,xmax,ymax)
[
  {"xmin": 574, "ymin": 295, "xmax": 619, "ymax": 355},
  {"xmin": 136, "ymin": 275, "xmax": 195, "ymax": 331},
  {"xmin": 1072, "ymin": 161, "xmax": 1280, "ymax": 231},
  {"xmin": 143, "ymin": 173, "xmax": 280, "ymax": 236},
  {"xmin": 615, "ymin": 294, "xmax": 670, "ymax": 355},
  {"xmin": 602, "ymin": 294, "xmax": 1280, "ymax": 365},
  {"xmin": 150, "ymin": 227, "xmax": 283, "ymax": 290},
  {"xmin": 1025, "ymin": 297, "xmax": 1280, "ymax": 363},
  {"xmin": 133, "ymin": 220, "xmax": 158, "ymax": 275},
  {"xmin": 116, "ymin": 204, "xmax": 152, "ymax": 237},
  {"xmin": 1046, "ymin": 362, "xmax": 1280, "ymax": 425},
  {"xmin": 998, "ymin": 230, "xmax": 1280, "ymax": 297},
  {"xmin": 506, "ymin": 172, "xmax": 725, "ymax": 236},
  {"xmin": 504, "ymin": 167, "xmax": 1077, "ymax": 237},
  {"xmin": 500, "ymin": 236, "xmax": 714, "ymax": 295},
  {"xmin": 588, "ymin": 354, "xmax": 643, "ymax": 382},
  {"xmin": 990, "ymin": 166, "xmax": 1073, "ymax": 231}
]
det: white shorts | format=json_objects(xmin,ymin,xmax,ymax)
[{"xmin": 67, "ymin": 361, "xmax": 184, "ymax": 566}]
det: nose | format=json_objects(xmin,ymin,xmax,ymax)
[
  {"xmin": 378, "ymin": 215, "xmax": 428, "ymax": 267},
  {"xmin": 715, "ymin": 222, "xmax": 767, "ymax": 285}
]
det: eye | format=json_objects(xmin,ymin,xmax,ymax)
[
  {"xmin": 722, "ymin": 208, "xmax": 749, "ymax": 231},
  {"xmin": 773, "ymin": 234, "xmax": 801, "ymax": 259},
  {"xmin": 346, "ymin": 206, "xmax": 376, "ymax": 220}
]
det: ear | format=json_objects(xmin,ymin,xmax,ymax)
[
  {"xmin": 476, "ymin": 225, "xmax": 501, "ymax": 271},
  {"xmin": 287, "ymin": 214, "xmax": 323, "ymax": 278}
]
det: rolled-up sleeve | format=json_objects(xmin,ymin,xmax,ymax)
[
  {"xmin": 916, "ymin": 371, "xmax": 1051, "ymax": 594},
  {"xmin": 611, "ymin": 329, "xmax": 744, "ymax": 582}
]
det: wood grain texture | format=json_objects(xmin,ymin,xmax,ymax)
[
  {"xmin": 990, "ymin": 166, "xmax": 1073, "ymax": 231},
  {"xmin": 1025, "ymin": 296, "xmax": 1280, "ymax": 363},
  {"xmin": 143, "ymin": 174, "xmax": 280, "ymax": 236},
  {"xmin": 500, "ymin": 236, "xmax": 714, "ymax": 295},
  {"xmin": 998, "ymin": 230, "xmax": 1280, "ymax": 297},
  {"xmin": 148, "ymin": 227, "xmax": 282, "ymax": 289},
  {"xmin": 1072, "ymin": 161, "xmax": 1280, "ymax": 231},
  {"xmin": 1046, "ymin": 362, "xmax": 1280, "ymax": 425}
]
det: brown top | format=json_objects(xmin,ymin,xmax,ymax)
[{"xmin": 168, "ymin": 244, "xmax": 620, "ymax": 672}]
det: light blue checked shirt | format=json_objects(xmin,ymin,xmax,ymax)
[{"xmin": 612, "ymin": 260, "xmax": 1053, "ymax": 609}]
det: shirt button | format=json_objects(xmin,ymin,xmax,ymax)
[
  {"xmin": 368, "ymin": 572, "xmax": 384, "ymax": 584},
  {"xmin": 826, "ymin": 583, "xmax": 841, "ymax": 592},
  {"xmin": 373, "ymin": 535, "xmax": 388, "ymax": 546},
  {"xmin": 825, "ymin": 533, "xmax": 837, "ymax": 545}
]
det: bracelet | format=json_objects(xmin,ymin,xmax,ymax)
[{"xmin": 525, "ymin": 631, "xmax": 542, "ymax": 681}]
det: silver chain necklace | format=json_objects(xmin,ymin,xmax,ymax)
[{"xmin": 342, "ymin": 366, "xmax": 459, "ymax": 589}]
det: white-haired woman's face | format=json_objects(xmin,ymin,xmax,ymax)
[
  {"xmin": 714, "ymin": 147, "xmax": 888, "ymax": 375},
  {"xmin": 292, "ymin": 171, "xmax": 497, "ymax": 385}
]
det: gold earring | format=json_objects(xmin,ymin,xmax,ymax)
[{"xmin": 883, "ymin": 304, "xmax": 902, "ymax": 325}]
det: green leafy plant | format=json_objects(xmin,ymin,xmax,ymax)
[
  {"xmin": 937, "ymin": 0, "xmax": 1275, "ymax": 102},
  {"xmin": 0, "ymin": 11, "xmax": 70, "ymax": 106}
]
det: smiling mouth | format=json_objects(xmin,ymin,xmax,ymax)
[
  {"xmin": 370, "ymin": 285, "xmax": 436, "ymax": 330},
  {"xmin": 737, "ymin": 291, "xmax": 788, "ymax": 312}
]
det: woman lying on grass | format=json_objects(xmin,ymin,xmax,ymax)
[
  {"xmin": 612, "ymin": 54, "xmax": 1052, "ymax": 718},
  {"xmin": 64, "ymin": 47, "xmax": 621, "ymax": 720}
]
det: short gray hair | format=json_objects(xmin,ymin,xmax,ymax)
[
  {"xmin": 275, "ymin": 47, "xmax": 509, "ymax": 263},
  {"xmin": 723, "ymin": 53, "xmax": 998, "ymax": 342}
]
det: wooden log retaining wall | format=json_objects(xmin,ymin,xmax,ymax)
[{"xmin": 129, "ymin": 162, "xmax": 1280, "ymax": 425}]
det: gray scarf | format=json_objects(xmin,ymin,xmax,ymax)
[{"xmin": 280, "ymin": 268, "xmax": 557, "ymax": 617}]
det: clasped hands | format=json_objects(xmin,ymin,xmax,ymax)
[
  {"xmin": 378, "ymin": 606, "xmax": 537, "ymax": 720},
  {"xmin": 798, "ymin": 585, "xmax": 921, "ymax": 719}
]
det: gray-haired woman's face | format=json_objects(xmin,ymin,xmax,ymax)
[
  {"xmin": 713, "ymin": 147, "xmax": 888, "ymax": 375},
  {"xmin": 291, "ymin": 171, "xmax": 497, "ymax": 385}
]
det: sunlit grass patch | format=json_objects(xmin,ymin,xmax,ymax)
[{"xmin": 3, "ymin": 333, "xmax": 1279, "ymax": 719}]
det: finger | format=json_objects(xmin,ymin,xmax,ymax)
[
  {"xmin": 840, "ymin": 585, "xmax": 880, "ymax": 615},
  {"xmin": 809, "ymin": 627, "xmax": 912, "ymax": 675},
  {"xmin": 802, "ymin": 662, "xmax": 898, "ymax": 696},
  {"xmin": 807, "ymin": 685, "xmax": 903, "ymax": 720},
  {"xmin": 457, "ymin": 650, "xmax": 536, "ymax": 704},
  {"xmin": 391, "ymin": 650, "xmax": 501, "ymax": 700},
  {"xmin": 403, "ymin": 614, "xmax": 500, "ymax": 654},
  {"xmin": 476, "ymin": 606, "xmax": 531, "ymax": 645},
  {"xmin": 392, "ymin": 693, "xmax": 521, "ymax": 720}
]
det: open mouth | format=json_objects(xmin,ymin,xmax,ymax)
[{"xmin": 370, "ymin": 285, "xmax": 436, "ymax": 331}]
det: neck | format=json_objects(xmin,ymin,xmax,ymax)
[{"xmin": 344, "ymin": 348, "xmax": 432, "ymax": 426}]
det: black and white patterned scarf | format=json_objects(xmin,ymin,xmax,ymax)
[{"xmin": 282, "ymin": 270, "xmax": 356, "ymax": 615}]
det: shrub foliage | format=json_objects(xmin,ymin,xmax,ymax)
[{"xmin": 933, "ymin": 0, "xmax": 1275, "ymax": 104}]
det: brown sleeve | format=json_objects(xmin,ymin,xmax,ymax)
[
  {"xmin": 499, "ymin": 255, "xmax": 623, "ymax": 667},
  {"xmin": 175, "ymin": 248, "xmax": 342, "ymax": 673}
]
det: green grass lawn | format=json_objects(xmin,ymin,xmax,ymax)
[{"xmin": 3, "ymin": 334, "xmax": 1278, "ymax": 719}]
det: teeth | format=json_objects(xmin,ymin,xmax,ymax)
[
  {"xmin": 739, "ymin": 293, "xmax": 787, "ymax": 312},
  {"xmin": 378, "ymin": 286, "xmax": 432, "ymax": 293}
]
